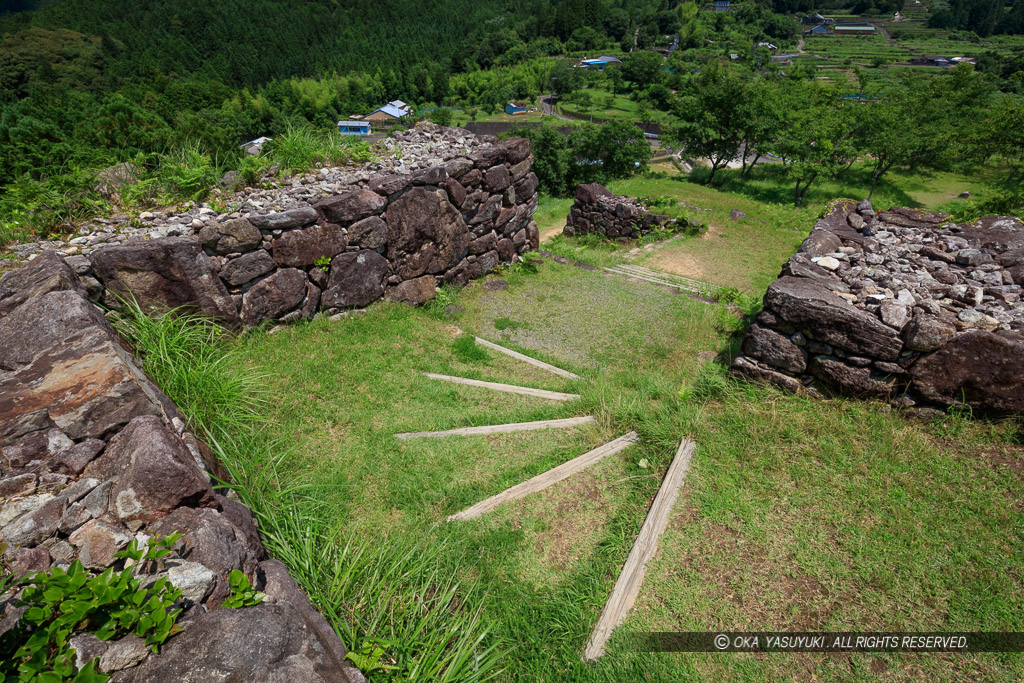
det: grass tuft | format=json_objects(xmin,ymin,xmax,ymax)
[{"xmin": 452, "ymin": 334, "xmax": 488, "ymax": 363}]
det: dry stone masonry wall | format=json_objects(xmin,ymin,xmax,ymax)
[
  {"xmin": 563, "ymin": 183, "xmax": 691, "ymax": 241},
  {"xmin": 0, "ymin": 125, "xmax": 541, "ymax": 679},
  {"xmin": 731, "ymin": 200, "xmax": 1024, "ymax": 416},
  {"xmin": 13, "ymin": 124, "xmax": 540, "ymax": 328},
  {"xmin": 0, "ymin": 252, "xmax": 365, "ymax": 681}
]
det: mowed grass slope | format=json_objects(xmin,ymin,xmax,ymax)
[{"xmin": 220, "ymin": 243, "xmax": 1023, "ymax": 680}]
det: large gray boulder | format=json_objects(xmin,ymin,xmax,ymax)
[
  {"xmin": 240, "ymin": 268, "xmax": 308, "ymax": 326},
  {"xmin": 0, "ymin": 250, "xmax": 83, "ymax": 320},
  {"xmin": 347, "ymin": 216, "xmax": 387, "ymax": 250},
  {"xmin": 741, "ymin": 324, "xmax": 807, "ymax": 373},
  {"xmin": 322, "ymin": 250, "xmax": 389, "ymax": 309},
  {"xmin": 219, "ymin": 250, "xmax": 276, "ymax": 287},
  {"xmin": 500, "ymin": 137, "xmax": 532, "ymax": 165},
  {"xmin": 384, "ymin": 275, "xmax": 437, "ymax": 306},
  {"xmin": 314, "ymin": 189, "xmax": 387, "ymax": 224},
  {"xmin": 271, "ymin": 224, "xmax": 348, "ymax": 267},
  {"xmin": 113, "ymin": 602, "xmax": 363, "ymax": 683},
  {"xmin": 198, "ymin": 219, "xmax": 262, "ymax": 255},
  {"xmin": 248, "ymin": 207, "xmax": 318, "ymax": 230},
  {"xmin": 0, "ymin": 290, "xmax": 109, "ymax": 371},
  {"xmin": 910, "ymin": 330, "xmax": 1024, "ymax": 415},
  {"xmin": 386, "ymin": 187, "xmax": 468, "ymax": 276},
  {"xmin": 90, "ymin": 238, "xmax": 240, "ymax": 326},
  {"xmin": 0, "ymin": 325, "xmax": 163, "ymax": 445},
  {"xmin": 84, "ymin": 415, "xmax": 216, "ymax": 525},
  {"xmin": 150, "ymin": 507, "xmax": 261, "ymax": 604},
  {"xmin": 809, "ymin": 356, "xmax": 896, "ymax": 398},
  {"xmin": 764, "ymin": 276, "xmax": 904, "ymax": 361}
]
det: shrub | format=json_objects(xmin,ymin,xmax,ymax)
[
  {"xmin": 0, "ymin": 167, "xmax": 107, "ymax": 244},
  {"xmin": 0, "ymin": 536, "xmax": 183, "ymax": 682},
  {"xmin": 157, "ymin": 143, "xmax": 219, "ymax": 202}
]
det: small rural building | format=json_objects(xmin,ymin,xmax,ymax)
[
  {"xmin": 387, "ymin": 100, "xmax": 411, "ymax": 115},
  {"xmin": 714, "ymin": 0, "xmax": 730, "ymax": 11},
  {"xmin": 338, "ymin": 120, "xmax": 372, "ymax": 136},
  {"xmin": 804, "ymin": 25, "xmax": 829, "ymax": 35},
  {"xmin": 758, "ymin": 41, "xmax": 779, "ymax": 50},
  {"xmin": 504, "ymin": 102, "xmax": 527, "ymax": 115},
  {"xmin": 803, "ymin": 12, "xmax": 833, "ymax": 25},
  {"xmin": 833, "ymin": 23, "xmax": 876, "ymax": 35},
  {"xmin": 365, "ymin": 103, "xmax": 409, "ymax": 122},
  {"xmin": 579, "ymin": 55, "xmax": 622, "ymax": 70},
  {"xmin": 910, "ymin": 55, "xmax": 952, "ymax": 66},
  {"xmin": 240, "ymin": 136, "xmax": 271, "ymax": 155}
]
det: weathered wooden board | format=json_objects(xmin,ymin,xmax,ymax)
[
  {"xmin": 472, "ymin": 336, "xmax": 582, "ymax": 381},
  {"xmin": 582, "ymin": 437, "xmax": 697, "ymax": 661},
  {"xmin": 422, "ymin": 372, "xmax": 580, "ymax": 402},
  {"xmin": 395, "ymin": 416, "xmax": 596, "ymax": 440},
  {"xmin": 447, "ymin": 431, "xmax": 639, "ymax": 521}
]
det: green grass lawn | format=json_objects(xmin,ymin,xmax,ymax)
[
  {"xmin": 558, "ymin": 87, "xmax": 671, "ymax": 124},
  {"xmin": 123, "ymin": 154, "xmax": 1023, "ymax": 681},
  {"xmin": 531, "ymin": 156, "xmax": 1001, "ymax": 296},
  {"xmin": 150, "ymin": 226, "xmax": 1021, "ymax": 681}
]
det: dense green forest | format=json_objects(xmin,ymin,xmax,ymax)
[
  {"xmin": 0, "ymin": 0, "xmax": 685, "ymax": 181},
  {"xmin": 1, "ymin": 0, "xmax": 1022, "ymax": 245}
]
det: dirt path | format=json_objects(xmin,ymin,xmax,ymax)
[{"xmin": 539, "ymin": 222, "xmax": 564, "ymax": 243}]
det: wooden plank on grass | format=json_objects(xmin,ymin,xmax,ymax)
[
  {"xmin": 422, "ymin": 372, "xmax": 580, "ymax": 402},
  {"xmin": 448, "ymin": 432, "xmax": 639, "ymax": 522},
  {"xmin": 395, "ymin": 416, "xmax": 595, "ymax": 440},
  {"xmin": 472, "ymin": 336, "xmax": 582, "ymax": 381},
  {"xmin": 582, "ymin": 437, "xmax": 697, "ymax": 661}
]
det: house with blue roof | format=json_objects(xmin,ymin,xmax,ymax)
[
  {"xmin": 338, "ymin": 120, "xmax": 372, "ymax": 136},
  {"xmin": 579, "ymin": 55, "xmax": 622, "ymax": 70},
  {"xmin": 365, "ymin": 101, "xmax": 411, "ymax": 122}
]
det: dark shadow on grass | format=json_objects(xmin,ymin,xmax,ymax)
[{"xmin": 682, "ymin": 164, "xmax": 924, "ymax": 210}]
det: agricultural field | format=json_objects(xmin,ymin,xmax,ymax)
[{"xmin": 802, "ymin": 35, "xmax": 911, "ymax": 63}]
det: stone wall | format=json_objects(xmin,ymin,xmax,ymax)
[
  {"xmin": 71, "ymin": 132, "xmax": 539, "ymax": 327},
  {"xmin": 731, "ymin": 200, "xmax": 1024, "ymax": 416},
  {"xmin": 0, "ymin": 252, "xmax": 365, "ymax": 681},
  {"xmin": 563, "ymin": 183, "xmax": 686, "ymax": 241}
]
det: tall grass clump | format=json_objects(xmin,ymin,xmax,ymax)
[
  {"xmin": 157, "ymin": 143, "xmax": 220, "ymax": 202},
  {"xmin": 221, "ymin": 482, "xmax": 506, "ymax": 682},
  {"xmin": 112, "ymin": 299, "xmax": 264, "ymax": 438},
  {"xmin": 114, "ymin": 300, "xmax": 506, "ymax": 682},
  {"xmin": 263, "ymin": 124, "xmax": 376, "ymax": 174}
]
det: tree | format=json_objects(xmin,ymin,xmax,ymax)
[
  {"xmin": 620, "ymin": 51, "xmax": 664, "ymax": 90},
  {"xmin": 548, "ymin": 60, "xmax": 581, "ymax": 95},
  {"xmin": 580, "ymin": 120, "xmax": 651, "ymax": 180},
  {"xmin": 770, "ymin": 87, "xmax": 864, "ymax": 206},
  {"xmin": 668, "ymin": 61, "xmax": 751, "ymax": 186},
  {"xmin": 576, "ymin": 90, "xmax": 593, "ymax": 118},
  {"xmin": 429, "ymin": 107, "xmax": 453, "ymax": 126},
  {"xmin": 510, "ymin": 124, "xmax": 572, "ymax": 195},
  {"xmin": 738, "ymin": 79, "xmax": 784, "ymax": 180}
]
